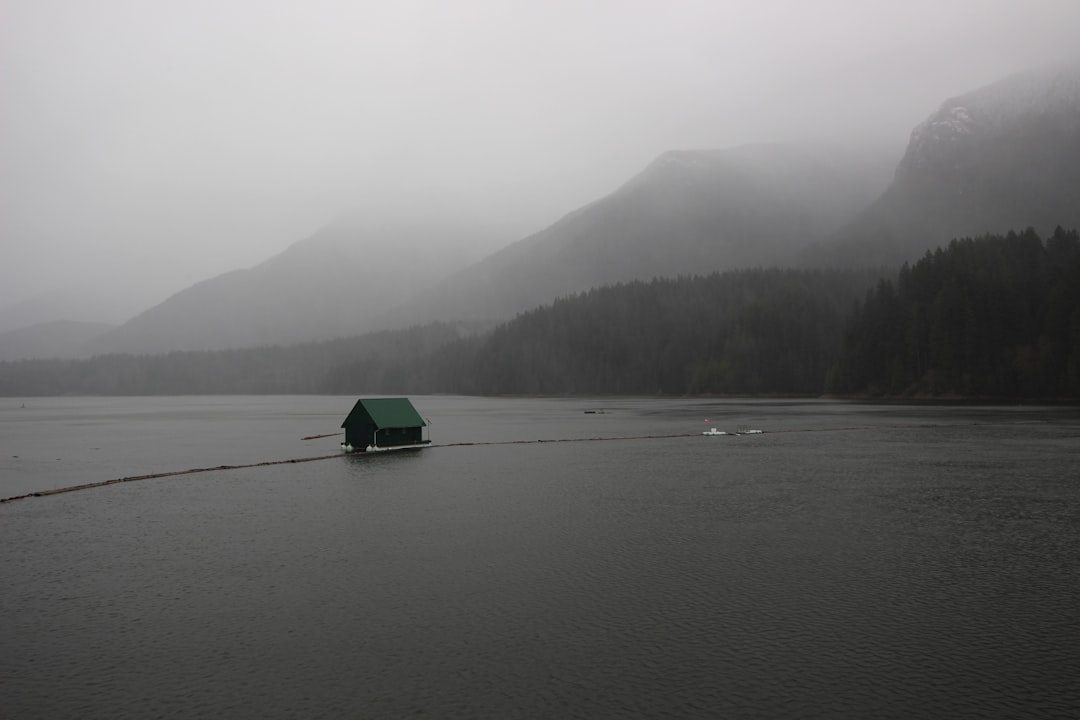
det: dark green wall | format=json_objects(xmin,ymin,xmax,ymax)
[{"xmin": 344, "ymin": 422, "xmax": 422, "ymax": 448}]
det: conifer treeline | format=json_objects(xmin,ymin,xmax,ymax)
[
  {"xmin": 826, "ymin": 227, "xmax": 1080, "ymax": 397},
  {"xmin": 430, "ymin": 269, "xmax": 875, "ymax": 395},
  {"xmin": 3, "ymin": 229, "xmax": 1078, "ymax": 398}
]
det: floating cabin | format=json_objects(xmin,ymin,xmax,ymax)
[{"xmin": 340, "ymin": 397, "xmax": 430, "ymax": 452}]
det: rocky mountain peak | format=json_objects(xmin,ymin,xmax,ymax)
[
  {"xmin": 811, "ymin": 60, "xmax": 1080, "ymax": 268},
  {"xmin": 899, "ymin": 61, "xmax": 1080, "ymax": 178}
]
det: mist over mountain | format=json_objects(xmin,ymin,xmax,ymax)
[
  {"xmin": 382, "ymin": 143, "xmax": 895, "ymax": 328},
  {"xmin": 0, "ymin": 286, "xmax": 159, "ymax": 335},
  {"xmin": 69, "ymin": 142, "xmax": 892, "ymax": 356},
  {"xmin": 86, "ymin": 215, "xmax": 503, "ymax": 355},
  {"xmin": 11, "ymin": 61, "xmax": 1080, "ymax": 361},
  {"xmin": 811, "ymin": 61, "xmax": 1080, "ymax": 266},
  {"xmin": 0, "ymin": 320, "xmax": 115, "ymax": 362},
  {"xmin": 10, "ymin": 228, "xmax": 1075, "ymax": 399}
]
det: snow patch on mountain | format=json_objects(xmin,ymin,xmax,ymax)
[{"xmin": 901, "ymin": 61, "xmax": 1080, "ymax": 174}]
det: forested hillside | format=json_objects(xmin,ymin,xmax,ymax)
[
  {"xmin": 427, "ymin": 269, "xmax": 878, "ymax": 395},
  {"xmin": 2, "ymin": 270, "xmax": 880, "ymax": 396},
  {"xmin": 827, "ymin": 227, "xmax": 1080, "ymax": 397},
  {"xmin": 3, "ymin": 230, "xmax": 1078, "ymax": 399}
]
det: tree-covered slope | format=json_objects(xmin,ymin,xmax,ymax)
[
  {"xmin": 827, "ymin": 227, "xmax": 1080, "ymax": 397},
  {"xmin": 6, "ymin": 230, "xmax": 1079, "ymax": 399},
  {"xmin": 438, "ymin": 269, "xmax": 877, "ymax": 396}
]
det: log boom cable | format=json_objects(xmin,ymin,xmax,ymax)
[{"xmin": 0, "ymin": 423, "xmax": 988, "ymax": 505}]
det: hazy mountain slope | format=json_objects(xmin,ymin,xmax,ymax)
[
  {"xmin": 89, "ymin": 216, "xmax": 501, "ymax": 355},
  {"xmin": 0, "ymin": 287, "xmax": 157, "ymax": 334},
  {"xmin": 382, "ymin": 143, "xmax": 894, "ymax": 327},
  {"xmin": 810, "ymin": 62, "xmax": 1080, "ymax": 266},
  {"xmin": 0, "ymin": 320, "xmax": 116, "ymax": 361}
]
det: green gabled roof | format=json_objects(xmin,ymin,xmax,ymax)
[{"xmin": 341, "ymin": 397, "xmax": 426, "ymax": 430}]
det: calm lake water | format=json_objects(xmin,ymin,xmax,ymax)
[{"xmin": 2, "ymin": 396, "xmax": 1079, "ymax": 718}]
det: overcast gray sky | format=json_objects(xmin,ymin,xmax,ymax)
[{"xmin": 2, "ymin": 0, "xmax": 1078, "ymax": 326}]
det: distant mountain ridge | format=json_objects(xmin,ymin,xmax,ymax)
[
  {"xmin": 0, "ymin": 286, "xmax": 155, "ymax": 335},
  {"xmin": 380, "ymin": 142, "xmax": 894, "ymax": 327},
  {"xmin": 0, "ymin": 320, "xmax": 116, "ymax": 362},
  {"xmin": 810, "ymin": 61, "xmax": 1080, "ymax": 266},
  {"xmin": 81, "ymin": 141, "xmax": 893, "ymax": 355},
  {"xmin": 86, "ymin": 215, "xmax": 501, "ymax": 355},
  {"xmin": 20, "ymin": 62, "xmax": 1080, "ymax": 358}
]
